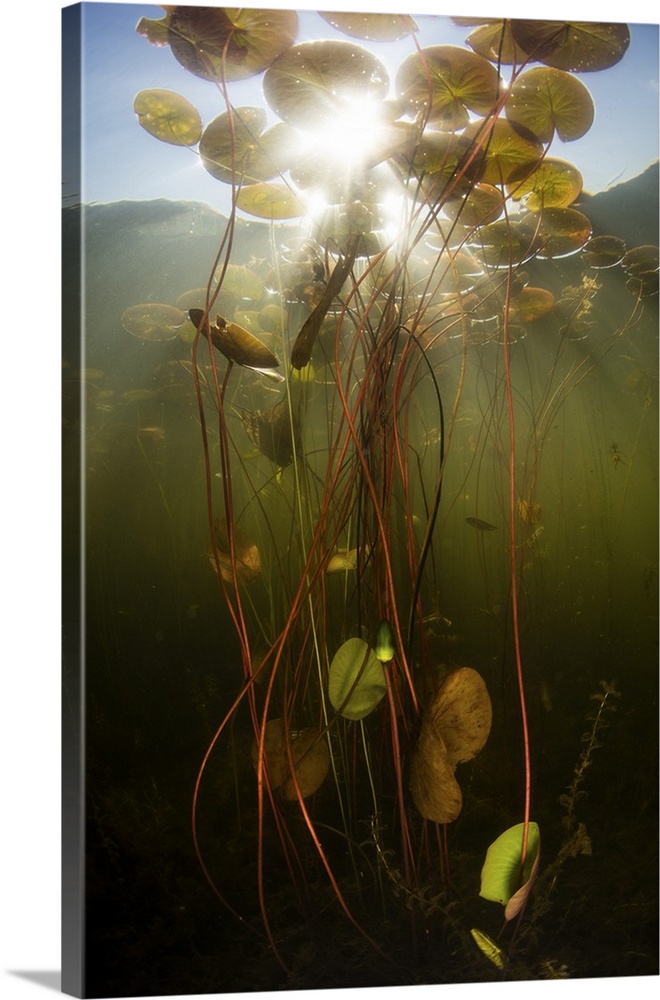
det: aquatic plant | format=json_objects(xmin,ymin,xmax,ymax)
[{"xmin": 125, "ymin": 6, "xmax": 657, "ymax": 982}]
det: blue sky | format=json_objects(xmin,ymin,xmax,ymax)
[{"xmin": 69, "ymin": 2, "xmax": 659, "ymax": 211}]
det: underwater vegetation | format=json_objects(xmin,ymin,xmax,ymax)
[{"xmin": 70, "ymin": 7, "xmax": 659, "ymax": 994}]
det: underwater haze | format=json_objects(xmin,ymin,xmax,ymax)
[{"xmin": 62, "ymin": 5, "xmax": 659, "ymax": 997}]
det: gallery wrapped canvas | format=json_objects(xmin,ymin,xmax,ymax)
[{"xmin": 62, "ymin": 3, "xmax": 658, "ymax": 996}]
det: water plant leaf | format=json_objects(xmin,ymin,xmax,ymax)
[
  {"xmin": 506, "ymin": 157, "xmax": 583, "ymax": 211},
  {"xmin": 210, "ymin": 519, "xmax": 261, "ymax": 586},
  {"xmin": 252, "ymin": 719, "xmax": 330, "ymax": 801},
  {"xmin": 236, "ymin": 182, "xmax": 307, "ymax": 220},
  {"xmin": 328, "ymin": 637, "xmax": 387, "ymax": 721},
  {"xmin": 443, "ymin": 183, "xmax": 504, "ymax": 228},
  {"xmin": 410, "ymin": 723, "xmax": 463, "ymax": 824},
  {"xmin": 396, "ymin": 45, "xmax": 502, "ymax": 128},
  {"xmin": 520, "ymin": 207, "xmax": 592, "ymax": 259},
  {"xmin": 241, "ymin": 399, "xmax": 301, "ymax": 467},
  {"xmin": 507, "ymin": 286, "xmax": 555, "ymax": 323},
  {"xmin": 263, "ymin": 40, "xmax": 389, "ymax": 130},
  {"xmin": 319, "ymin": 11, "xmax": 418, "ymax": 42},
  {"xmin": 463, "ymin": 119, "xmax": 543, "ymax": 186},
  {"xmin": 506, "ymin": 67, "xmax": 594, "ymax": 143},
  {"xmin": 411, "ymin": 666, "xmax": 492, "ymax": 824},
  {"xmin": 581, "ymin": 235, "xmax": 627, "ymax": 269},
  {"xmin": 375, "ymin": 620, "xmax": 395, "ymax": 663},
  {"xmin": 468, "ymin": 220, "xmax": 536, "ymax": 269},
  {"xmin": 121, "ymin": 303, "xmax": 186, "ymax": 341},
  {"xmin": 480, "ymin": 821, "xmax": 541, "ymax": 906},
  {"xmin": 509, "ymin": 21, "xmax": 630, "ymax": 72},
  {"xmin": 199, "ymin": 107, "xmax": 297, "ymax": 184},
  {"xmin": 463, "ymin": 20, "xmax": 530, "ymax": 65},
  {"xmin": 133, "ymin": 89, "xmax": 202, "ymax": 146},
  {"xmin": 470, "ymin": 928, "xmax": 506, "ymax": 970},
  {"xmin": 166, "ymin": 6, "xmax": 299, "ymax": 82},
  {"xmin": 429, "ymin": 666, "xmax": 493, "ymax": 766}
]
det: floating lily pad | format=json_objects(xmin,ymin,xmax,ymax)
[
  {"xmin": 506, "ymin": 158, "xmax": 583, "ymax": 210},
  {"xmin": 469, "ymin": 220, "xmax": 537, "ymax": 268},
  {"xmin": 443, "ymin": 183, "xmax": 504, "ymax": 227},
  {"xmin": 509, "ymin": 20, "xmax": 630, "ymax": 72},
  {"xmin": 263, "ymin": 40, "xmax": 389, "ymax": 130},
  {"xmin": 520, "ymin": 207, "xmax": 592, "ymax": 259},
  {"xmin": 133, "ymin": 89, "xmax": 202, "ymax": 146},
  {"xmin": 463, "ymin": 118, "xmax": 543, "ymax": 186},
  {"xmin": 582, "ymin": 235, "xmax": 627, "ymax": 269},
  {"xmin": 506, "ymin": 67, "xmax": 594, "ymax": 143},
  {"xmin": 199, "ymin": 107, "xmax": 298, "ymax": 184},
  {"xmin": 236, "ymin": 182, "xmax": 307, "ymax": 220},
  {"xmin": 396, "ymin": 45, "xmax": 502, "ymax": 129},
  {"xmin": 328, "ymin": 637, "xmax": 387, "ymax": 720},
  {"xmin": 462, "ymin": 19, "xmax": 531, "ymax": 65},
  {"xmin": 121, "ymin": 303, "xmax": 186, "ymax": 341},
  {"xmin": 319, "ymin": 11, "xmax": 417, "ymax": 41},
  {"xmin": 162, "ymin": 6, "xmax": 299, "ymax": 82}
]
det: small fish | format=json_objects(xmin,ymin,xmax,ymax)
[{"xmin": 466, "ymin": 516, "xmax": 498, "ymax": 531}]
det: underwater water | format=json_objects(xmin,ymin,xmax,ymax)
[{"xmin": 62, "ymin": 7, "xmax": 659, "ymax": 997}]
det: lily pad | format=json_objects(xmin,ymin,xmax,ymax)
[
  {"xmin": 252, "ymin": 719, "xmax": 330, "ymax": 801},
  {"xmin": 463, "ymin": 118, "xmax": 543, "ymax": 186},
  {"xmin": 509, "ymin": 21, "xmax": 630, "ymax": 72},
  {"xmin": 319, "ymin": 11, "xmax": 417, "ymax": 42},
  {"xmin": 133, "ymin": 89, "xmax": 202, "ymax": 146},
  {"xmin": 263, "ymin": 40, "xmax": 389, "ymax": 130},
  {"xmin": 463, "ymin": 19, "xmax": 530, "ymax": 65},
  {"xmin": 236, "ymin": 182, "xmax": 307, "ymax": 220},
  {"xmin": 410, "ymin": 723, "xmax": 463, "ymax": 824},
  {"xmin": 520, "ymin": 207, "xmax": 592, "ymax": 259},
  {"xmin": 506, "ymin": 67, "xmax": 594, "ymax": 143},
  {"xmin": 480, "ymin": 821, "xmax": 541, "ymax": 910},
  {"xmin": 199, "ymin": 107, "xmax": 298, "ymax": 184},
  {"xmin": 164, "ymin": 6, "xmax": 299, "ymax": 82},
  {"xmin": 120, "ymin": 303, "xmax": 186, "ymax": 341},
  {"xmin": 506, "ymin": 158, "xmax": 583, "ymax": 211},
  {"xmin": 396, "ymin": 45, "xmax": 502, "ymax": 129},
  {"xmin": 328, "ymin": 637, "xmax": 387, "ymax": 720},
  {"xmin": 507, "ymin": 286, "xmax": 555, "ymax": 323},
  {"xmin": 582, "ymin": 235, "xmax": 627, "ymax": 269}
]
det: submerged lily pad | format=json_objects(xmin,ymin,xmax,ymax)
[
  {"xmin": 252, "ymin": 719, "xmax": 330, "ymax": 801},
  {"xmin": 328, "ymin": 637, "xmax": 387, "ymax": 720},
  {"xmin": 480, "ymin": 821, "xmax": 541, "ymax": 908},
  {"xmin": 396, "ymin": 45, "xmax": 502, "ymax": 129},
  {"xmin": 121, "ymin": 303, "xmax": 186, "ymax": 341},
  {"xmin": 509, "ymin": 21, "xmax": 630, "ymax": 72},
  {"xmin": 263, "ymin": 40, "xmax": 389, "ymax": 130},
  {"xmin": 507, "ymin": 286, "xmax": 555, "ymax": 323},
  {"xmin": 581, "ymin": 235, "xmax": 627, "ymax": 269},
  {"xmin": 133, "ymin": 89, "xmax": 202, "ymax": 146},
  {"xmin": 506, "ymin": 67, "xmax": 594, "ymax": 143}
]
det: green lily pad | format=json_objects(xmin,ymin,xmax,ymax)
[
  {"xmin": 480, "ymin": 821, "xmax": 541, "ymax": 905},
  {"xmin": 506, "ymin": 158, "xmax": 583, "ymax": 211},
  {"xmin": 199, "ymin": 107, "xmax": 298, "ymax": 184},
  {"xmin": 463, "ymin": 118, "xmax": 543, "ymax": 186},
  {"xmin": 236, "ymin": 182, "xmax": 307, "ymax": 220},
  {"xmin": 509, "ymin": 21, "xmax": 630, "ymax": 73},
  {"xmin": 396, "ymin": 45, "xmax": 502, "ymax": 129},
  {"xmin": 319, "ymin": 11, "xmax": 417, "ymax": 42},
  {"xmin": 263, "ymin": 40, "xmax": 389, "ymax": 130},
  {"xmin": 164, "ymin": 6, "xmax": 299, "ymax": 82},
  {"xmin": 133, "ymin": 89, "xmax": 202, "ymax": 146},
  {"xmin": 506, "ymin": 67, "xmax": 594, "ymax": 143},
  {"xmin": 328, "ymin": 637, "xmax": 387, "ymax": 720}
]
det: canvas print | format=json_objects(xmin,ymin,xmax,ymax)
[{"xmin": 62, "ymin": 4, "xmax": 659, "ymax": 996}]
